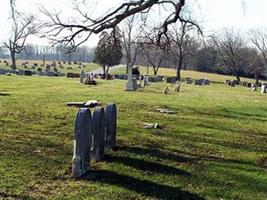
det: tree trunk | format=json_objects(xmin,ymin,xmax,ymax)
[
  {"xmin": 43, "ymin": 55, "xmax": 46, "ymax": 66},
  {"xmin": 102, "ymin": 65, "xmax": 106, "ymax": 79},
  {"xmin": 153, "ymin": 67, "xmax": 157, "ymax": 75},
  {"xmin": 10, "ymin": 50, "xmax": 16, "ymax": 69},
  {"xmin": 236, "ymin": 74, "xmax": 241, "ymax": 82},
  {"xmin": 106, "ymin": 66, "xmax": 110, "ymax": 80},
  {"xmin": 255, "ymin": 67, "xmax": 259, "ymax": 84},
  {"xmin": 176, "ymin": 58, "xmax": 183, "ymax": 81}
]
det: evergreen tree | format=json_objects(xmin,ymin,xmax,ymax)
[{"xmin": 94, "ymin": 29, "xmax": 122, "ymax": 79}]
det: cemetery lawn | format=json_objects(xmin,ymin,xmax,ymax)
[{"xmin": 0, "ymin": 74, "xmax": 267, "ymax": 200}]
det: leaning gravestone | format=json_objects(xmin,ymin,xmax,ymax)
[
  {"xmin": 72, "ymin": 108, "xmax": 92, "ymax": 178},
  {"xmin": 104, "ymin": 103, "xmax": 117, "ymax": 149},
  {"xmin": 92, "ymin": 107, "xmax": 106, "ymax": 161}
]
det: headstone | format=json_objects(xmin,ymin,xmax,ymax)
[
  {"xmin": 92, "ymin": 107, "xmax": 106, "ymax": 161},
  {"xmin": 24, "ymin": 70, "xmax": 32, "ymax": 76},
  {"xmin": 67, "ymin": 72, "xmax": 75, "ymax": 78},
  {"xmin": 194, "ymin": 79, "xmax": 203, "ymax": 85},
  {"xmin": 251, "ymin": 83, "xmax": 257, "ymax": 91},
  {"xmin": 166, "ymin": 77, "xmax": 178, "ymax": 84},
  {"xmin": 104, "ymin": 103, "xmax": 117, "ymax": 149},
  {"xmin": 132, "ymin": 78, "xmax": 138, "ymax": 90},
  {"xmin": 126, "ymin": 64, "xmax": 134, "ymax": 91},
  {"xmin": 144, "ymin": 75, "xmax": 150, "ymax": 86},
  {"xmin": 72, "ymin": 108, "xmax": 92, "ymax": 178},
  {"xmin": 203, "ymin": 79, "xmax": 210, "ymax": 85},
  {"xmin": 230, "ymin": 80, "xmax": 235, "ymax": 87},
  {"xmin": 186, "ymin": 77, "xmax": 193, "ymax": 84},
  {"xmin": 261, "ymin": 84, "xmax": 267, "ymax": 93}
]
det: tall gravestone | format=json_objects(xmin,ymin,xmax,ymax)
[
  {"xmin": 92, "ymin": 107, "xmax": 106, "ymax": 161},
  {"xmin": 72, "ymin": 108, "xmax": 92, "ymax": 178},
  {"xmin": 105, "ymin": 103, "xmax": 117, "ymax": 149},
  {"xmin": 126, "ymin": 64, "xmax": 134, "ymax": 91},
  {"xmin": 261, "ymin": 84, "xmax": 267, "ymax": 93}
]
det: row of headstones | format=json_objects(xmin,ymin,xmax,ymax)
[
  {"xmin": 226, "ymin": 80, "xmax": 267, "ymax": 93},
  {"xmin": 115, "ymin": 74, "xmax": 164, "ymax": 83},
  {"xmin": 184, "ymin": 77, "xmax": 210, "ymax": 85},
  {"xmin": 0, "ymin": 68, "xmax": 65, "ymax": 77},
  {"xmin": 72, "ymin": 103, "xmax": 117, "ymax": 178}
]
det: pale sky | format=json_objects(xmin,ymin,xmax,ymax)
[{"xmin": 0, "ymin": 0, "xmax": 267, "ymax": 47}]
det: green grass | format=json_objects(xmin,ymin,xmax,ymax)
[{"xmin": 0, "ymin": 72, "xmax": 267, "ymax": 199}]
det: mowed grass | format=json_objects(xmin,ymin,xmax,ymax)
[{"xmin": 0, "ymin": 72, "xmax": 267, "ymax": 200}]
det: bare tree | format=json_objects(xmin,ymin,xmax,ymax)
[
  {"xmin": 120, "ymin": 15, "xmax": 143, "ymax": 74},
  {"xmin": 141, "ymin": 42, "xmax": 167, "ymax": 75},
  {"xmin": 3, "ymin": 0, "xmax": 38, "ymax": 68},
  {"xmin": 167, "ymin": 21, "xmax": 197, "ymax": 80},
  {"xmin": 210, "ymin": 28, "xmax": 248, "ymax": 82},
  {"xmin": 251, "ymin": 29, "xmax": 267, "ymax": 71},
  {"xmin": 42, "ymin": 0, "xmax": 193, "ymax": 50}
]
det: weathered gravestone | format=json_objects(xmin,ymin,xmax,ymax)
[
  {"xmin": 251, "ymin": 83, "xmax": 257, "ymax": 91},
  {"xmin": 72, "ymin": 108, "xmax": 92, "ymax": 178},
  {"xmin": 261, "ymin": 84, "xmax": 267, "ymax": 93},
  {"xmin": 143, "ymin": 75, "xmax": 150, "ymax": 86},
  {"xmin": 203, "ymin": 79, "xmax": 210, "ymax": 85},
  {"xmin": 132, "ymin": 78, "xmax": 138, "ymax": 90},
  {"xmin": 104, "ymin": 103, "xmax": 117, "ymax": 149},
  {"xmin": 92, "ymin": 107, "xmax": 106, "ymax": 161}
]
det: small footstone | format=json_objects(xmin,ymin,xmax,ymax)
[
  {"xmin": 92, "ymin": 107, "xmax": 106, "ymax": 161},
  {"xmin": 105, "ymin": 103, "xmax": 117, "ymax": 149},
  {"xmin": 72, "ymin": 108, "xmax": 92, "ymax": 178}
]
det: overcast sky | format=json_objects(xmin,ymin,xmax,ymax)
[{"xmin": 0, "ymin": 0, "xmax": 267, "ymax": 47}]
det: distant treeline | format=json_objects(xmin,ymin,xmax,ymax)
[{"xmin": 0, "ymin": 44, "xmax": 95, "ymax": 63}]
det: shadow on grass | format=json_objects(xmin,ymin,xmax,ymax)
[
  {"xmin": 118, "ymin": 144, "xmax": 259, "ymax": 168},
  {"xmin": 0, "ymin": 93, "xmax": 10, "ymax": 96},
  {"xmin": 84, "ymin": 170, "xmax": 205, "ymax": 200},
  {"xmin": 0, "ymin": 192, "xmax": 36, "ymax": 200},
  {"xmin": 118, "ymin": 145, "xmax": 197, "ymax": 163},
  {"xmin": 104, "ymin": 154, "xmax": 190, "ymax": 176}
]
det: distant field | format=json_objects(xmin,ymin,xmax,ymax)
[
  {"xmin": 0, "ymin": 59, "xmax": 100, "ymax": 74},
  {"xmin": 0, "ymin": 73, "xmax": 266, "ymax": 199}
]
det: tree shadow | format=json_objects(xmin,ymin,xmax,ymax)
[
  {"xmin": 0, "ymin": 192, "xmax": 36, "ymax": 200},
  {"xmin": 84, "ymin": 170, "xmax": 205, "ymax": 200},
  {"xmin": 117, "ymin": 145, "xmax": 198, "ymax": 163},
  {"xmin": 104, "ymin": 154, "xmax": 190, "ymax": 176},
  {"xmin": 0, "ymin": 93, "xmax": 10, "ymax": 96}
]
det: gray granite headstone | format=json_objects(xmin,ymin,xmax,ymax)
[
  {"xmin": 144, "ymin": 75, "xmax": 149, "ymax": 86},
  {"xmin": 72, "ymin": 108, "xmax": 92, "ymax": 178},
  {"xmin": 104, "ymin": 103, "xmax": 117, "ymax": 149},
  {"xmin": 92, "ymin": 107, "xmax": 106, "ymax": 161}
]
